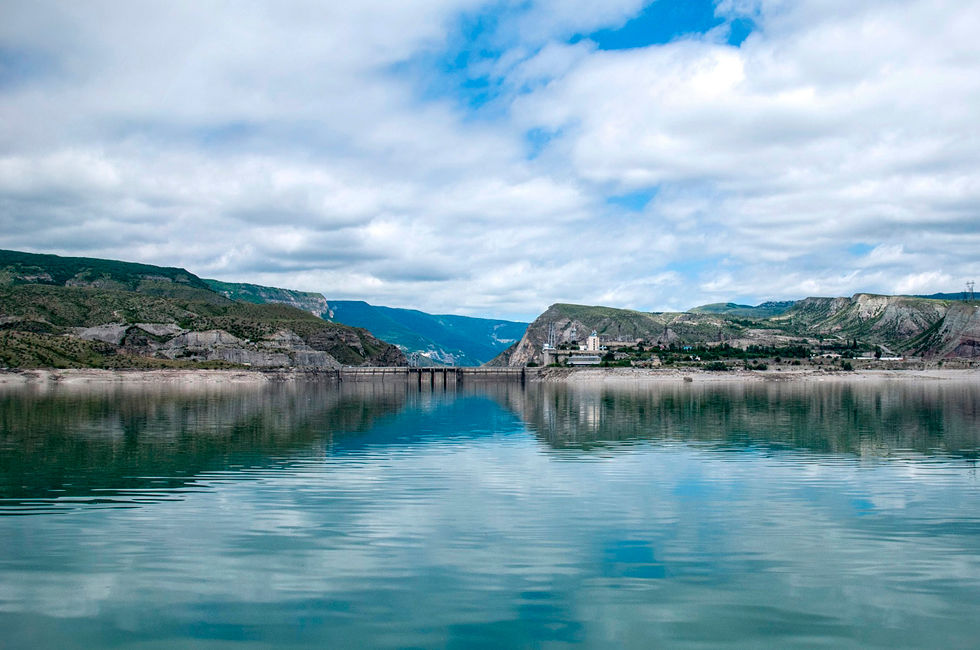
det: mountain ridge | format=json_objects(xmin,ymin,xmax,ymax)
[
  {"xmin": 492, "ymin": 294, "xmax": 979, "ymax": 366},
  {"xmin": 0, "ymin": 250, "xmax": 405, "ymax": 369}
]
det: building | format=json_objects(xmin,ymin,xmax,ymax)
[{"xmin": 586, "ymin": 330, "xmax": 600, "ymax": 352}]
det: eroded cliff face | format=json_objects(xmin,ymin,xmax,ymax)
[
  {"xmin": 912, "ymin": 303, "xmax": 980, "ymax": 359},
  {"xmin": 70, "ymin": 324, "xmax": 343, "ymax": 369}
]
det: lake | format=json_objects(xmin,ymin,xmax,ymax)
[{"xmin": 1, "ymin": 378, "xmax": 979, "ymax": 648}]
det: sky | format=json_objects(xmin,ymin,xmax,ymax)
[{"xmin": 1, "ymin": 0, "xmax": 978, "ymax": 321}]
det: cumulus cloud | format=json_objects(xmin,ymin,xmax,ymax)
[{"xmin": 0, "ymin": 0, "xmax": 978, "ymax": 319}]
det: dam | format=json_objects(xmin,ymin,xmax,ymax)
[{"xmin": 338, "ymin": 366, "xmax": 530, "ymax": 387}]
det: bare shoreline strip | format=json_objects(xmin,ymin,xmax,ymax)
[
  {"xmin": 0, "ymin": 368, "xmax": 331, "ymax": 386},
  {"xmin": 530, "ymin": 367, "xmax": 980, "ymax": 384},
  {"xmin": 0, "ymin": 366, "xmax": 977, "ymax": 386}
]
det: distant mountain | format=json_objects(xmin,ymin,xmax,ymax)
[
  {"xmin": 324, "ymin": 300, "xmax": 528, "ymax": 367},
  {"xmin": 915, "ymin": 292, "xmax": 973, "ymax": 301},
  {"xmin": 0, "ymin": 250, "xmax": 405, "ymax": 369},
  {"xmin": 492, "ymin": 294, "xmax": 980, "ymax": 366},
  {"xmin": 688, "ymin": 301, "xmax": 796, "ymax": 318},
  {"xmin": 198, "ymin": 282, "xmax": 529, "ymax": 366}
]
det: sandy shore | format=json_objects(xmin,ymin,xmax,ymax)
[
  {"xmin": 0, "ymin": 368, "xmax": 333, "ymax": 386},
  {"xmin": 530, "ymin": 366, "xmax": 980, "ymax": 384}
]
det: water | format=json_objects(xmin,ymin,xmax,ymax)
[{"xmin": 1, "ymin": 379, "xmax": 979, "ymax": 648}]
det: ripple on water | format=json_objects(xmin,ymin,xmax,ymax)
[{"xmin": 0, "ymin": 381, "xmax": 979, "ymax": 648}]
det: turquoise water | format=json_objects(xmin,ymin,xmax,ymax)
[{"xmin": 1, "ymin": 379, "xmax": 979, "ymax": 648}]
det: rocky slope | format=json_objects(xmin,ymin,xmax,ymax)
[
  {"xmin": 772, "ymin": 294, "xmax": 949, "ymax": 341},
  {"xmin": 0, "ymin": 251, "xmax": 406, "ymax": 369}
]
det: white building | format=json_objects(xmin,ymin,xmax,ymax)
[{"xmin": 586, "ymin": 330, "xmax": 600, "ymax": 352}]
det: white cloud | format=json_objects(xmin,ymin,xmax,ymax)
[{"xmin": 1, "ymin": 0, "xmax": 978, "ymax": 320}]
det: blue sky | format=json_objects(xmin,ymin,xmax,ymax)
[{"xmin": 1, "ymin": 0, "xmax": 978, "ymax": 320}]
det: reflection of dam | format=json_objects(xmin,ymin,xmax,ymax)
[{"xmin": 339, "ymin": 366, "xmax": 529, "ymax": 389}]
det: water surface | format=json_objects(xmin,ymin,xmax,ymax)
[{"xmin": 1, "ymin": 379, "xmax": 979, "ymax": 648}]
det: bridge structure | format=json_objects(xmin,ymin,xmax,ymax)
[{"xmin": 337, "ymin": 366, "xmax": 531, "ymax": 388}]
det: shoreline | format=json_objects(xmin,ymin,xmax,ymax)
[
  {"xmin": 529, "ymin": 366, "xmax": 980, "ymax": 383},
  {"xmin": 0, "ymin": 366, "xmax": 977, "ymax": 386},
  {"xmin": 0, "ymin": 368, "xmax": 334, "ymax": 386}
]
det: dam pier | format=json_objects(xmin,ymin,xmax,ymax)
[{"xmin": 337, "ymin": 366, "xmax": 529, "ymax": 388}]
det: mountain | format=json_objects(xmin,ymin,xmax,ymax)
[
  {"xmin": 323, "ymin": 300, "xmax": 528, "ymax": 366},
  {"xmin": 772, "ymin": 294, "xmax": 979, "ymax": 357},
  {"xmin": 492, "ymin": 294, "xmax": 980, "ymax": 366},
  {"xmin": 492, "ymin": 303, "xmax": 746, "ymax": 367},
  {"xmin": 915, "ymin": 292, "xmax": 973, "ymax": 301},
  {"xmin": 0, "ymin": 250, "xmax": 405, "ymax": 369}
]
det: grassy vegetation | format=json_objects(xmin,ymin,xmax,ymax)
[
  {"xmin": 204, "ymin": 279, "xmax": 328, "ymax": 310},
  {"xmin": 0, "ymin": 249, "xmax": 211, "ymax": 291},
  {"xmin": 0, "ymin": 283, "xmax": 209, "ymax": 329}
]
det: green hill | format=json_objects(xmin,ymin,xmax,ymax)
[
  {"xmin": 0, "ymin": 249, "xmax": 211, "ymax": 293},
  {"xmin": 0, "ymin": 250, "xmax": 405, "ymax": 369}
]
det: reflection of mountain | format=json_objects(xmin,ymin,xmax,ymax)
[
  {"xmin": 4, "ymin": 379, "xmax": 978, "ymax": 514},
  {"xmin": 0, "ymin": 382, "xmax": 411, "ymax": 512},
  {"xmin": 496, "ymin": 382, "xmax": 980, "ymax": 459}
]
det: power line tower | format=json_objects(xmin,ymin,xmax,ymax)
[
  {"xmin": 545, "ymin": 322, "xmax": 557, "ymax": 350},
  {"xmin": 966, "ymin": 281, "xmax": 976, "ymax": 303}
]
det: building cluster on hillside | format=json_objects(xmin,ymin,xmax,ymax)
[
  {"xmin": 538, "ymin": 322, "xmax": 926, "ymax": 369},
  {"xmin": 543, "ymin": 328, "xmax": 651, "ymax": 366}
]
